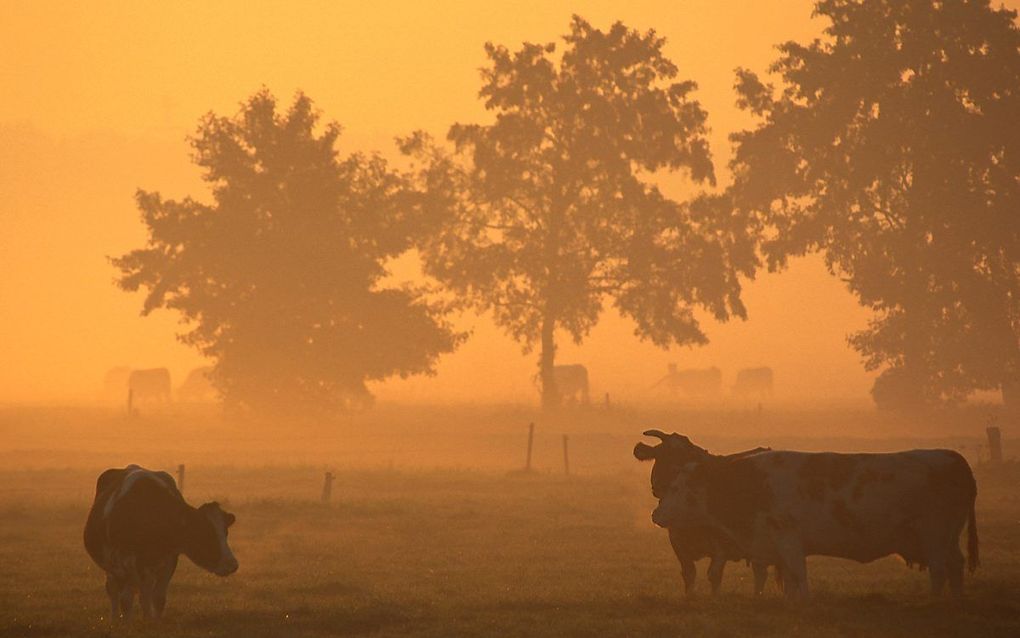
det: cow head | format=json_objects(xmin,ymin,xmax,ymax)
[
  {"xmin": 651, "ymin": 462, "xmax": 709, "ymax": 529},
  {"xmin": 184, "ymin": 502, "xmax": 238, "ymax": 576},
  {"xmin": 633, "ymin": 430, "xmax": 712, "ymax": 498}
]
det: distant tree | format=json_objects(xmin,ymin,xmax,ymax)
[
  {"xmin": 730, "ymin": 0, "xmax": 1020, "ymax": 410},
  {"xmin": 113, "ymin": 91, "xmax": 464, "ymax": 415},
  {"xmin": 403, "ymin": 16, "xmax": 758, "ymax": 410}
]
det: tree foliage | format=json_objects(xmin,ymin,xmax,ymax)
[
  {"xmin": 730, "ymin": 0, "xmax": 1020, "ymax": 409},
  {"xmin": 113, "ymin": 91, "xmax": 464, "ymax": 415},
  {"xmin": 403, "ymin": 16, "xmax": 758, "ymax": 409}
]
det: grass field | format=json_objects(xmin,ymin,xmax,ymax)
[{"xmin": 2, "ymin": 405, "xmax": 1019, "ymax": 637}]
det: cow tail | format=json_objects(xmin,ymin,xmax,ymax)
[{"xmin": 967, "ymin": 497, "xmax": 980, "ymax": 573}]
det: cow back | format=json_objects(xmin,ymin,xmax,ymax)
[{"xmin": 84, "ymin": 466, "xmax": 186, "ymax": 571}]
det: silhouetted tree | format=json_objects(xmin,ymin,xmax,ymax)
[
  {"xmin": 113, "ymin": 91, "xmax": 464, "ymax": 415},
  {"xmin": 403, "ymin": 17, "xmax": 757, "ymax": 410},
  {"xmin": 730, "ymin": 0, "xmax": 1020, "ymax": 410}
]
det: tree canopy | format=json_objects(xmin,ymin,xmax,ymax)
[
  {"xmin": 730, "ymin": 0, "xmax": 1020, "ymax": 409},
  {"xmin": 404, "ymin": 16, "xmax": 758, "ymax": 409},
  {"xmin": 113, "ymin": 91, "xmax": 464, "ymax": 415}
]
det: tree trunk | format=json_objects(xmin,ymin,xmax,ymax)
[{"xmin": 540, "ymin": 312, "xmax": 558, "ymax": 412}]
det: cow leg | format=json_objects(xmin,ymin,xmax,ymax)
[
  {"xmin": 922, "ymin": 529, "xmax": 952, "ymax": 596},
  {"xmin": 138, "ymin": 569, "xmax": 156, "ymax": 619},
  {"xmin": 104, "ymin": 573, "xmax": 123, "ymax": 621},
  {"xmin": 781, "ymin": 559, "xmax": 808, "ymax": 600},
  {"xmin": 707, "ymin": 558, "xmax": 725, "ymax": 594},
  {"xmin": 679, "ymin": 558, "xmax": 697, "ymax": 596},
  {"xmin": 667, "ymin": 529, "xmax": 697, "ymax": 596},
  {"xmin": 153, "ymin": 556, "xmax": 178, "ymax": 618},
  {"xmin": 777, "ymin": 538, "xmax": 808, "ymax": 600},
  {"xmin": 928, "ymin": 556, "xmax": 947, "ymax": 596},
  {"xmin": 946, "ymin": 543, "xmax": 965, "ymax": 598},
  {"xmin": 751, "ymin": 562, "xmax": 768, "ymax": 596},
  {"xmin": 118, "ymin": 584, "xmax": 136, "ymax": 619}
]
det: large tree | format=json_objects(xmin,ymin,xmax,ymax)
[
  {"xmin": 403, "ymin": 16, "xmax": 757, "ymax": 409},
  {"xmin": 114, "ymin": 91, "xmax": 463, "ymax": 415},
  {"xmin": 730, "ymin": 0, "xmax": 1020, "ymax": 410}
]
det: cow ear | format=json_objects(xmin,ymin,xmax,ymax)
[
  {"xmin": 633, "ymin": 442, "xmax": 658, "ymax": 461},
  {"xmin": 225, "ymin": 513, "xmax": 236, "ymax": 527}
]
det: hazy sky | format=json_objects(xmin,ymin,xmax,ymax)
[{"xmin": 7, "ymin": 0, "xmax": 1007, "ymax": 404}]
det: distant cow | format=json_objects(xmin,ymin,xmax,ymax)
[
  {"xmin": 83, "ymin": 465, "xmax": 238, "ymax": 620},
  {"xmin": 733, "ymin": 367, "xmax": 773, "ymax": 398},
  {"xmin": 552, "ymin": 364, "xmax": 590, "ymax": 405},
  {"xmin": 128, "ymin": 368, "xmax": 172, "ymax": 403},
  {"xmin": 653, "ymin": 365, "xmax": 722, "ymax": 397},
  {"xmin": 635, "ymin": 430, "xmax": 774, "ymax": 595},
  {"xmin": 651, "ymin": 440, "xmax": 979, "ymax": 599},
  {"xmin": 177, "ymin": 366, "xmax": 218, "ymax": 402}
]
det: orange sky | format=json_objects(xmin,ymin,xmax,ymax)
[{"xmin": 6, "ymin": 0, "xmax": 1005, "ymax": 405}]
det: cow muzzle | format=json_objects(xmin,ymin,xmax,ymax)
[
  {"xmin": 214, "ymin": 555, "xmax": 239, "ymax": 576},
  {"xmin": 651, "ymin": 504, "xmax": 674, "ymax": 529}
]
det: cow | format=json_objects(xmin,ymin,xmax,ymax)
[
  {"xmin": 546, "ymin": 364, "xmax": 590, "ymax": 405},
  {"xmin": 634, "ymin": 430, "xmax": 774, "ymax": 595},
  {"xmin": 652, "ymin": 365, "xmax": 722, "ymax": 397},
  {"xmin": 83, "ymin": 465, "xmax": 238, "ymax": 620},
  {"xmin": 651, "ymin": 444, "xmax": 979, "ymax": 599},
  {"xmin": 177, "ymin": 366, "xmax": 218, "ymax": 402},
  {"xmin": 128, "ymin": 368, "xmax": 172, "ymax": 404},
  {"xmin": 733, "ymin": 367, "xmax": 773, "ymax": 398}
]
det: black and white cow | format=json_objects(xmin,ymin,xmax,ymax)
[
  {"xmin": 650, "ymin": 441, "xmax": 979, "ymax": 599},
  {"xmin": 83, "ymin": 465, "xmax": 238, "ymax": 620},
  {"xmin": 634, "ymin": 430, "xmax": 774, "ymax": 595}
]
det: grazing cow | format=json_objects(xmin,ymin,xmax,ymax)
[
  {"xmin": 634, "ymin": 430, "xmax": 774, "ymax": 595},
  {"xmin": 84, "ymin": 465, "xmax": 238, "ymax": 620},
  {"xmin": 552, "ymin": 364, "xmax": 590, "ymax": 405},
  {"xmin": 651, "ymin": 445, "xmax": 979, "ymax": 599},
  {"xmin": 177, "ymin": 366, "xmax": 218, "ymax": 402},
  {"xmin": 653, "ymin": 365, "xmax": 722, "ymax": 398},
  {"xmin": 128, "ymin": 368, "xmax": 172, "ymax": 403},
  {"xmin": 733, "ymin": 367, "xmax": 773, "ymax": 398}
]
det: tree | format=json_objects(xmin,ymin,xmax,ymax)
[
  {"xmin": 403, "ymin": 16, "xmax": 758, "ymax": 410},
  {"xmin": 730, "ymin": 0, "xmax": 1020, "ymax": 410},
  {"xmin": 113, "ymin": 90, "xmax": 464, "ymax": 415}
]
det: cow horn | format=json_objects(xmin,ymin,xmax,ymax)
[{"xmin": 642, "ymin": 429, "xmax": 671, "ymax": 441}]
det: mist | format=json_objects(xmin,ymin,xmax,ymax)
[{"xmin": 3, "ymin": 2, "xmax": 1020, "ymax": 636}]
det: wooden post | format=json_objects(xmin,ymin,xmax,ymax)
[
  {"xmin": 986, "ymin": 426, "xmax": 1003, "ymax": 463},
  {"xmin": 525, "ymin": 422, "xmax": 535, "ymax": 472},
  {"xmin": 562, "ymin": 434, "xmax": 570, "ymax": 475},
  {"xmin": 321, "ymin": 471, "xmax": 335, "ymax": 502},
  {"xmin": 177, "ymin": 464, "xmax": 185, "ymax": 493},
  {"xmin": 127, "ymin": 388, "xmax": 134, "ymax": 416}
]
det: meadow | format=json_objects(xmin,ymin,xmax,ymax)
[{"xmin": 2, "ymin": 404, "xmax": 1019, "ymax": 637}]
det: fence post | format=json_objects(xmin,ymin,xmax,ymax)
[
  {"xmin": 525, "ymin": 422, "xmax": 535, "ymax": 472},
  {"xmin": 986, "ymin": 426, "xmax": 1003, "ymax": 463},
  {"xmin": 322, "ymin": 471, "xmax": 335, "ymax": 502},
  {"xmin": 562, "ymin": 434, "xmax": 570, "ymax": 475},
  {"xmin": 177, "ymin": 464, "xmax": 185, "ymax": 493}
]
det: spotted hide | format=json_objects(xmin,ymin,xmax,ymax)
[
  {"xmin": 83, "ymin": 465, "xmax": 238, "ymax": 620},
  {"xmin": 634, "ymin": 430, "xmax": 775, "ymax": 595},
  {"xmin": 652, "ymin": 448, "xmax": 979, "ymax": 599}
]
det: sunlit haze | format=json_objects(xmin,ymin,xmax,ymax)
[{"xmin": 1, "ymin": 0, "xmax": 956, "ymax": 404}]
